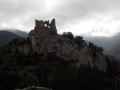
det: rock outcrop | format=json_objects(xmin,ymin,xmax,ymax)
[
  {"xmin": 21, "ymin": 19, "xmax": 108, "ymax": 72},
  {"xmin": 15, "ymin": 86, "xmax": 53, "ymax": 90}
]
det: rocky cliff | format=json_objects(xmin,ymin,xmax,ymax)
[{"xmin": 20, "ymin": 19, "xmax": 108, "ymax": 72}]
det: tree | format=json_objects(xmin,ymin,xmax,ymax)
[
  {"xmin": 74, "ymin": 36, "xmax": 83, "ymax": 46},
  {"xmin": 62, "ymin": 32, "xmax": 74, "ymax": 40},
  {"xmin": 98, "ymin": 47, "xmax": 104, "ymax": 52},
  {"xmin": 89, "ymin": 42, "xmax": 94, "ymax": 48}
]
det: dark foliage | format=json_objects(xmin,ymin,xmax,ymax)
[
  {"xmin": 62, "ymin": 32, "xmax": 74, "ymax": 40},
  {"xmin": 98, "ymin": 47, "xmax": 104, "ymax": 52},
  {"xmin": 0, "ymin": 37, "xmax": 119, "ymax": 90},
  {"xmin": 89, "ymin": 42, "xmax": 104, "ymax": 53},
  {"xmin": 74, "ymin": 36, "xmax": 83, "ymax": 46}
]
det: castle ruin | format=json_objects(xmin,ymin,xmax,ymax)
[
  {"xmin": 34, "ymin": 19, "xmax": 57, "ymax": 35},
  {"xmin": 27, "ymin": 18, "xmax": 108, "ymax": 72}
]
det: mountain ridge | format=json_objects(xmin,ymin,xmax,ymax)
[
  {"xmin": 0, "ymin": 31, "xmax": 20, "ymax": 46},
  {"xmin": 0, "ymin": 30, "xmax": 28, "ymax": 47}
]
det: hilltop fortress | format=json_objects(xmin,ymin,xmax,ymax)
[{"xmin": 20, "ymin": 19, "xmax": 108, "ymax": 72}]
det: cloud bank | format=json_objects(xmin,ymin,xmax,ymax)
[{"xmin": 0, "ymin": 0, "xmax": 120, "ymax": 36}]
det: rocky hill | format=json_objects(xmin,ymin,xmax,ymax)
[
  {"xmin": 0, "ymin": 19, "xmax": 120, "ymax": 90},
  {"xmin": 19, "ymin": 19, "xmax": 108, "ymax": 72}
]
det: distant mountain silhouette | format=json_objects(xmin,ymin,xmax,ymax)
[
  {"xmin": 10, "ymin": 30, "xmax": 28, "ymax": 38},
  {"xmin": 84, "ymin": 33, "xmax": 120, "ymax": 51},
  {"xmin": 108, "ymin": 43, "xmax": 120, "ymax": 60},
  {"xmin": 0, "ymin": 31, "xmax": 20, "ymax": 46},
  {"xmin": 84, "ymin": 32, "xmax": 120, "ymax": 60},
  {"xmin": 0, "ymin": 29, "xmax": 28, "ymax": 38}
]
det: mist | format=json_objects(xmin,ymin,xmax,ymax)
[{"xmin": 83, "ymin": 32, "xmax": 120, "ymax": 60}]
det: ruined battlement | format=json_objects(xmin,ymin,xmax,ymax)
[{"xmin": 34, "ymin": 19, "xmax": 57, "ymax": 34}]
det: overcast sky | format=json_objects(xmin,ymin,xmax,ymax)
[{"xmin": 0, "ymin": 0, "xmax": 120, "ymax": 36}]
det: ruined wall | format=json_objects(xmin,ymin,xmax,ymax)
[{"xmin": 34, "ymin": 19, "xmax": 57, "ymax": 34}]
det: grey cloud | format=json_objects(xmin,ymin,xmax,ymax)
[
  {"xmin": 0, "ymin": 0, "xmax": 120, "ymax": 33},
  {"xmin": 0, "ymin": 0, "xmax": 45, "ymax": 13},
  {"xmin": 48, "ymin": 0, "xmax": 120, "ymax": 28},
  {"xmin": 0, "ymin": 0, "xmax": 45, "ymax": 21}
]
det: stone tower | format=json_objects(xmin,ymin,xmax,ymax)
[{"xmin": 34, "ymin": 19, "xmax": 57, "ymax": 35}]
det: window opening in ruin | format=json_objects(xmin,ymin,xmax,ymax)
[{"xmin": 45, "ymin": 24, "xmax": 47, "ymax": 27}]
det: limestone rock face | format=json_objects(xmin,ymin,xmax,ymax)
[{"xmin": 26, "ymin": 19, "xmax": 108, "ymax": 72}]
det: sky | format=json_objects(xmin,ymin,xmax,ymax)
[{"xmin": 0, "ymin": 0, "xmax": 120, "ymax": 36}]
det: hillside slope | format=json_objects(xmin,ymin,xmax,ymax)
[
  {"xmin": 108, "ymin": 43, "xmax": 120, "ymax": 60},
  {"xmin": 84, "ymin": 32, "xmax": 120, "ymax": 54},
  {"xmin": 0, "ymin": 31, "xmax": 20, "ymax": 46},
  {"xmin": 10, "ymin": 30, "xmax": 28, "ymax": 38}
]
